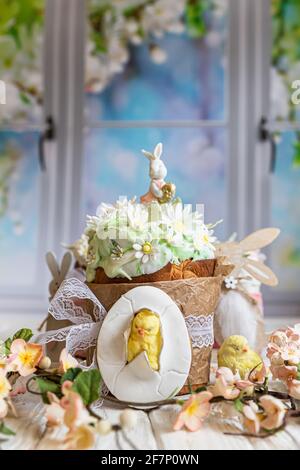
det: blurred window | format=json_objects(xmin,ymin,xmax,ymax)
[
  {"xmin": 0, "ymin": 1, "xmax": 47, "ymax": 306},
  {"xmin": 83, "ymin": 0, "xmax": 228, "ymax": 240},
  {"xmin": 269, "ymin": 0, "xmax": 300, "ymax": 299}
]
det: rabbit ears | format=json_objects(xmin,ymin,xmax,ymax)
[
  {"xmin": 216, "ymin": 228, "xmax": 280, "ymax": 286},
  {"xmin": 141, "ymin": 142, "xmax": 163, "ymax": 161},
  {"xmin": 239, "ymin": 228, "xmax": 280, "ymax": 252},
  {"xmin": 46, "ymin": 251, "xmax": 72, "ymax": 284}
]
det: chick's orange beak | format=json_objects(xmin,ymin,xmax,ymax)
[
  {"xmin": 242, "ymin": 345, "xmax": 249, "ymax": 352},
  {"xmin": 137, "ymin": 328, "xmax": 145, "ymax": 337}
]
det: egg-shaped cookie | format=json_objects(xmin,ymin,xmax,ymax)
[{"xmin": 97, "ymin": 286, "xmax": 191, "ymax": 403}]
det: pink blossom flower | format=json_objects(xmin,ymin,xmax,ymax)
[
  {"xmin": 61, "ymin": 380, "xmax": 73, "ymax": 397},
  {"xmin": 46, "ymin": 378, "xmax": 96, "ymax": 432},
  {"xmin": 63, "ymin": 424, "xmax": 96, "ymax": 450},
  {"xmin": 243, "ymin": 401, "xmax": 261, "ymax": 434},
  {"xmin": 173, "ymin": 391, "xmax": 213, "ymax": 432},
  {"xmin": 280, "ymin": 341, "xmax": 300, "ymax": 365},
  {"xmin": 9, "ymin": 382, "xmax": 27, "ymax": 397},
  {"xmin": 0, "ymin": 371, "xmax": 11, "ymax": 419},
  {"xmin": 259, "ymin": 395, "xmax": 286, "ymax": 431},
  {"xmin": 285, "ymin": 325, "xmax": 300, "ymax": 342},
  {"xmin": 0, "ymin": 357, "xmax": 8, "ymax": 372},
  {"xmin": 242, "ymin": 396, "xmax": 287, "ymax": 435},
  {"xmin": 0, "ymin": 370, "xmax": 11, "ymax": 399},
  {"xmin": 0, "ymin": 398, "xmax": 8, "ymax": 419},
  {"xmin": 269, "ymin": 331, "xmax": 288, "ymax": 349},
  {"xmin": 9, "ymin": 339, "xmax": 43, "ymax": 377},
  {"xmin": 287, "ymin": 379, "xmax": 300, "ymax": 400},
  {"xmin": 63, "ymin": 391, "xmax": 95, "ymax": 431},
  {"xmin": 270, "ymin": 364, "xmax": 297, "ymax": 382},
  {"xmin": 45, "ymin": 392, "xmax": 65, "ymax": 427},
  {"xmin": 248, "ymin": 364, "xmax": 268, "ymax": 385},
  {"xmin": 210, "ymin": 367, "xmax": 253, "ymax": 400},
  {"xmin": 58, "ymin": 349, "xmax": 78, "ymax": 373}
]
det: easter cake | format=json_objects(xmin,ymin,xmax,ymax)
[{"xmin": 67, "ymin": 143, "xmax": 232, "ymax": 398}]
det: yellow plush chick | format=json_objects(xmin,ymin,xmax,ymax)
[
  {"xmin": 127, "ymin": 309, "xmax": 162, "ymax": 371},
  {"xmin": 217, "ymin": 335, "xmax": 263, "ymax": 379}
]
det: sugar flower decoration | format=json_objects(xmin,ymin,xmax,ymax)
[
  {"xmin": 9, "ymin": 339, "xmax": 43, "ymax": 377},
  {"xmin": 133, "ymin": 236, "xmax": 158, "ymax": 265},
  {"xmin": 224, "ymin": 276, "xmax": 238, "ymax": 290},
  {"xmin": 83, "ymin": 195, "xmax": 217, "ymax": 281},
  {"xmin": 173, "ymin": 391, "xmax": 213, "ymax": 432}
]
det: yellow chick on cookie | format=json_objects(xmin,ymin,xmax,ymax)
[
  {"xmin": 127, "ymin": 309, "xmax": 162, "ymax": 371},
  {"xmin": 217, "ymin": 335, "xmax": 263, "ymax": 379}
]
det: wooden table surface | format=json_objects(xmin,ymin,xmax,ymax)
[
  {"xmin": 2, "ymin": 359, "xmax": 300, "ymax": 451},
  {"xmin": 2, "ymin": 393, "xmax": 300, "ymax": 450}
]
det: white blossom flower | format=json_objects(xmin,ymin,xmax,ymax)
[
  {"xmin": 149, "ymin": 45, "xmax": 168, "ymax": 64},
  {"xmin": 127, "ymin": 203, "xmax": 149, "ymax": 232},
  {"xmin": 85, "ymin": 215, "xmax": 100, "ymax": 234},
  {"xmin": 141, "ymin": 0, "xmax": 186, "ymax": 38},
  {"xmin": 161, "ymin": 202, "xmax": 201, "ymax": 240},
  {"xmin": 193, "ymin": 227, "xmax": 217, "ymax": 253},
  {"xmin": 133, "ymin": 236, "xmax": 158, "ymax": 264},
  {"xmin": 224, "ymin": 276, "xmax": 238, "ymax": 290}
]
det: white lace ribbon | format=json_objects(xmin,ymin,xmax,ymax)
[
  {"xmin": 185, "ymin": 314, "xmax": 214, "ymax": 349},
  {"xmin": 33, "ymin": 278, "xmax": 107, "ymax": 370}
]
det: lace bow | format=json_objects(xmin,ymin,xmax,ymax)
[{"xmin": 33, "ymin": 278, "xmax": 107, "ymax": 369}]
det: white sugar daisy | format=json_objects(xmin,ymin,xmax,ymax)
[{"xmin": 133, "ymin": 236, "xmax": 158, "ymax": 265}]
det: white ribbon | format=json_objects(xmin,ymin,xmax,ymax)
[
  {"xmin": 185, "ymin": 314, "xmax": 214, "ymax": 349},
  {"xmin": 33, "ymin": 278, "xmax": 107, "ymax": 370}
]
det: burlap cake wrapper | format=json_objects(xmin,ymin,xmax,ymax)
[
  {"xmin": 88, "ymin": 258, "xmax": 232, "ymax": 392},
  {"xmin": 93, "ymin": 258, "xmax": 217, "ymax": 284},
  {"xmin": 46, "ymin": 258, "xmax": 233, "ymax": 392}
]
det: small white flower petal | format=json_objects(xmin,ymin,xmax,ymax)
[
  {"xmin": 142, "ymin": 255, "xmax": 149, "ymax": 264},
  {"xmin": 133, "ymin": 243, "xmax": 142, "ymax": 251},
  {"xmin": 135, "ymin": 251, "xmax": 143, "ymax": 259}
]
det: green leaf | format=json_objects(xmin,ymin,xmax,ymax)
[
  {"xmin": 72, "ymin": 369, "xmax": 101, "ymax": 406},
  {"xmin": 36, "ymin": 378, "xmax": 61, "ymax": 395},
  {"xmin": 194, "ymin": 386, "xmax": 207, "ymax": 394},
  {"xmin": 0, "ymin": 422, "xmax": 16, "ymax": 436},
  {"xmin": 4, "ymin": 338, "xmax": 12, "ymax": 355},
  {"xmin": 293, "ymin": 148, "xmax": 300, "ymax": 168},
  {"xmin": 36, "ymin": 377, "xmax": 62, "ymax": 404},
  {"xmin": 13, "ymin": 328, "xmax": 33, "ymax": 342},
  {"xmin": 185, "ymin": 0, "xmax": 207, "ymax": 38},
  {"xmin": 234, "ymin": 398, "xmax": 244, "ymax": 413},
  {"xmin": 61, "ymin": 367, "xmax": 82, "ymax": 385},
  {"xmin": 19, "ymin": 92, "xmax": 31, "ymax": 105}
]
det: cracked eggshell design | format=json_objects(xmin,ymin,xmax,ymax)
[{"xmin": 97, "ymin": 286, "xmax": 192, "ymax": 403}]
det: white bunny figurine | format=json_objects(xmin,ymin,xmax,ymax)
[{"xmin": 141, "ymin": 143, "xmax": 175, "ymax": 204}]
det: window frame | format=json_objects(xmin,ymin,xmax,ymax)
[{"xmin": 3, "ymin": 0, "xmax": 298, "ymax": 318}]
